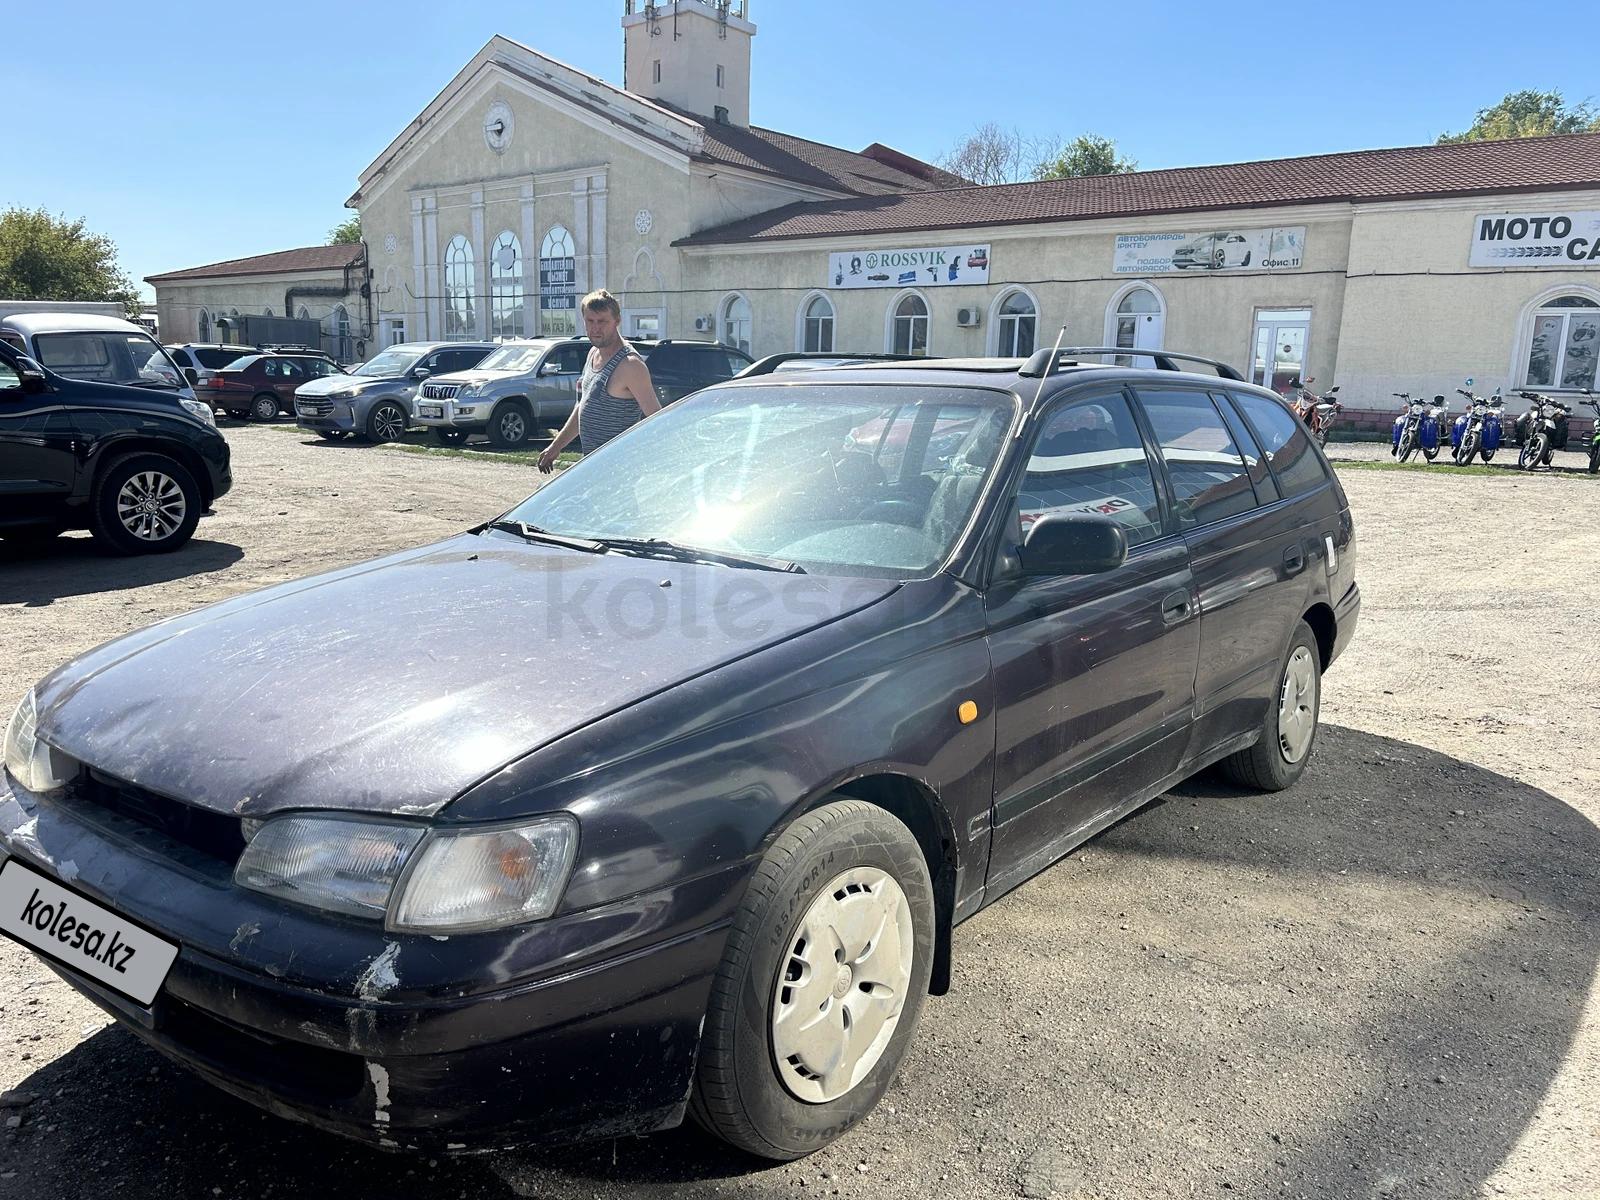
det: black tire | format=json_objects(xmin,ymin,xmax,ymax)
[
  {"xmin": 88, "ymin": 453, "xmax": 201, "ymax": 556},
  {"xmin": 1242, "ymin": 251, "xmax": 1252, "ymax": 266},
  {"xmin": 1396, "ymin": 431, "xmax": 1415, "ymax": 463},
  {"xmin": 248, "ymin": 393, "xmax": 280, "ymax": 422},
  {"xmin": 1423, "ymin": 446, "xmax": 1440, "ymax": 462},
  {"xmin": 1481, "ymin": 447, "xmax": 1496, "ymax": 462},
  {"xmin": 487, "ymin": 402, "xmax": 531, "ymax": 449},
  {"xmin": 1211, "ymin": 248, "xmax": 1226, "ymax": 269},
  {"xmin": 1457, "ymin": 433, "xmax": 1478, "ymax": 465},
  {"xmin": 1518, "ymin": 437, "xmax": 1542, "ymax": 471},
  {"xmin": 1590, "ymin": 443, "xmax": 1600, "ymax": 474},
  {"xmin": 366, "ymin": 401, "xmax": 408, "ymax": 444},
  {"xmin": 1216, "ymin": 621, "xmax": 1322, "ymax": 791},
  {"xmin": 432, "ymin": 428, "xmax": 472, "ymax": 446},
  {"xmin": 1315, "ymin": 424, "xmax": 1330, "ymax": 448},
  {"xmin": 690, "ymin": 799, "xmax": 935, "ymax": 1161}
]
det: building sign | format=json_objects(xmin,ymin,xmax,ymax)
[
  {"xmin": 1114, "ymin": 227, "xmax": 1306, "ymax": 274},
  {"xmin": 828, "ymin": 245, "xmax": 991, "ymax": 289},
  {"xmin": 1470, "ymin": 211, "xmax": 1600, "ymax": 267},
  {"xmin": 539, "ymin": 256, "xmax": 577, "ymax": 335}
]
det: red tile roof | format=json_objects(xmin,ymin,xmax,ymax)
[
  {"xmin": 678, "ymin": 132, "xmax": 1600, "ymax": 245},
  {"xmin": 659, "ymin": 104, "xmax": 965, "ymax": 196},
  {"xmin": 147, "ymin": 243, "xmax": 365, "ymax": 283}
]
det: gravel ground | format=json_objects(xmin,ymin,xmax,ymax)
[{"xmin": 1, "ymin": 423, "xmax": 1597, "ymax": 1200}]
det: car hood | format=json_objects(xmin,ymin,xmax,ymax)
[
  {"xmin": 32, "ymin": 535, "xmax": 898, "ymax": 820},
  {"xmin": 429, "ymin": 369, "xmax": 523, "ymax": 387},
  {"xmin": 294, "ymin": 374, "xmax": 369, "ymax": 396}
]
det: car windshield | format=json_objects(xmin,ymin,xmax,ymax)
[
  {"xmin": 33, "ymin": 332, "xmax": 184, "ymax": 389},
  {"xmin": 353, "ymin": 347, "xmax": 423, "ymax": 377},
  {"xmin": 502, "ymin": 384, "xmax": 1015, "ymax": 578},
  {"xmin": 477, "ymin": 343, "xmax": 549, "ymax": 372}
]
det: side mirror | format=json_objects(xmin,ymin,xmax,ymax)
[
  {"xmin": 409, "ymin": 366, "xmax": 430, "ymax": 381},
  {"xmin": 538, "ymin": 361, "xmax": 564, "ymax": 376},
  {"xmin": 183, "ymin": 367, "xmax": 200, "ymax": 386},
  {"xmin": 1019, "ymin": 515, "xmax": 1128, "ymax": 577},
  {"xmin": 16, "ymin": 356, "xmax": 48, "ymax": 395},
  {"xmin": 1328, "ymin": 386, "xmax": 1339, "ymax": 394}
]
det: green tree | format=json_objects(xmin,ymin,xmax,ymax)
[
  {"xmin": 1438, "ymin": 90, "xmax": 1600, "ymax": 143},
  {"xmin": 0, "ymin": 207, "xmax": 137, "ymax": 310},
  {"xmin": 1033, "ymin": 134, "xmax": 1137, "ymax": 180},
  {"xmin": 328, "ymin": 214, "xmax": 362, "ymax": 245}
]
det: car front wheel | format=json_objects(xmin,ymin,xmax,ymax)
[
  {"xmin": 366, "ymin": 401, "xmax": 408, "ymax": 444},
  {"xmin": 488, "ymin": 402, "xmax": 531, "ymax": 449},
  {"xmin": 690, "ymin": 799, "xmax": 934, "ymax": 1160},
  {"xmin": 89, "ymin": 453, "xmax": 202, "ymax": 555},
  {"xmin": 1216, "ymin": 621, "xmax": 1321, "ymax": 791}
]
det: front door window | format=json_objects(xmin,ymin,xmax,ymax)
[{"xmin": 1251, "ymin": 309, "xmax": 1311, "ymax": 394}]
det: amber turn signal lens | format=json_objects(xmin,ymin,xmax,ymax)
[{"xmin": 957, "ymin": 700, "xmax": 979, "ymax": 725}]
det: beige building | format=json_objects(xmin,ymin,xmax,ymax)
[
  {"xmin": 146, "ymin": 244, "xmax": 368, "ymax": 359},
  {"xmin": 168, "ymin": 1, "xmax": 1600, "ymax": 423}
]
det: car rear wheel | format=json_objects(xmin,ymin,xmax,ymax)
[
  {"xmin": 1216, "ymin": 621, "xmax": 1321, "ymax": 792},
  {"xmin": 367, "ymin": 401, "xmax": 408, "ymax": 444},
  {"xmin": 432, "ymin": 428, "xmax": 472, "ymax": 446},
  {"xmin": 89, "ymin": 454, "xmax": 201, "ymax": 556},
  {"xmin": 487, "ymin": 402, "xmax": 531, "ymax": 449},
  {"xmin": 690, "ymin": 799, "xmax": 934, "ymax": 1160},
  {"xmin": 248, "ymin": 394, "xmax": 279, "ymax": 422}
]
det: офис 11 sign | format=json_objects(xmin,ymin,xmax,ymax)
[
  {"xmin": 1470, "ymin": 211, "xmax": 1600, "ymax": 267},
  {"xmin": 828, "ymin": 245, "xmax": 991, "ymax": 289}
]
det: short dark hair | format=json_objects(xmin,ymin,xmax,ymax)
[{"xmin": 581, "ymin": 289, "xmax": 621, "ymax": 320}]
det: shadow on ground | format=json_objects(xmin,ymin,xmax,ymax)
[
  {"xmin": 0, "ymin": 726, "xmax": 1594, "ymax": 1199},
  {"xmin": 0, "ymin": 538, "xmax": 244, "ymax": 607}
]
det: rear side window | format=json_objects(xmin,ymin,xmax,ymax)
[
  {"xmin": 1015, "ymin": 392, "xmax": 1164, "ymax": 549},
  {"xmin": 1137, "ymin": 388, "xmax": 1257, "ymax": 528},
  {"xmin": 551, "ymin": 344, "xmax": 588, "ymax": 374},
  {"xmin": 1213, "ymin": 391, "xmax": 1279, "ymax": 504},
  {"xmin": 1229, "ymin": 391, "xmax": 1330, "ymax": 498},
  {"xmin": 445, "ymin": 348, "xmax": 490, "ymax": 373},
  {"xmin": 195, "ymin": 348, "xmax": 245, "ymax": 369}
]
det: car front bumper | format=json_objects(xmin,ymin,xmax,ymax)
[
  {"xmin": 0, "ymin": 774, "xmax": 735, "ymax": 1152},
  {"xmin": 413, "ymin": 398, "xmax": 488, "ymax": 430}
]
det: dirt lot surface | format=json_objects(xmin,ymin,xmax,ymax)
[{"xmin": 1, "ymin": 424, "xmax": 1597, "ymax": 1200}]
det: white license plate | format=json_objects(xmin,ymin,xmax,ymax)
[
  {"xmin": 419, "ymin": 404, "xmax": 443, "ymax": 418},
  {"xmin": 0, "ymin": 858, "xmax": 178, "ymax": 1007}
]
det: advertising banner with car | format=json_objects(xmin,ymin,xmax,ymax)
[
  {"xmin": 1469, "ymin": 211, "xmax": 1600, "ymax": 267},
  {"xmin": 1114, "ymin": 227, "xmax": 1306, "ymax": 274},
  {"xmin": 828, "ymin": 245, "xmax": 991, "ymax": 289}
]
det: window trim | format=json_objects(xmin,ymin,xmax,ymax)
[
  {"xmin": 885, "ymin": 288, "xmax": 931, "ymax": 356},
  {"xmin": 489, "ymin": 229, "xmax": 524, "ymax": 340},
  {"xmin": 718, "ymin": 291, "xmax": 753, "ymax": 356},
  {"xmin": 1509, "ymin": 283, "xmax": 1600, "ymax": 393},
  {"xmin": 444, "ymin": 234, "xmax": 476, "ymax": 341},
  {"xmin": 795, "ymin": 289, "xmax": 835, "ymax": 353},
  {"xmin": 988, "ymin": 285, "xmax": 1040, "ymax": 358}
]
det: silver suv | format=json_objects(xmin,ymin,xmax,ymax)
[
  {"xmin": 414, "ymin": 338, "xmax": 589, "ymax": 448},
  {"xmin": 293, "ymin": 341, "xmax": 495, "ymax": 443}
]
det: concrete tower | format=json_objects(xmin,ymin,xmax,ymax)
[{"xmin": 623, "ymin": 1, "xmax": 755, "ymax": 127}]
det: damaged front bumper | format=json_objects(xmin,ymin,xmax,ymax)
[{"xmin": 0, "ymin": 775, "xmax": 734, "ymax": 1152}]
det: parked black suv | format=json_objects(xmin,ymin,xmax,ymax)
[
  {"xmin": 0, "ymin": 342, "xmax": 231, "ymax": 554},
  {"xmin": 0, "ymin": 347, "xmax": 1356, "ymax": 1157},
  {"xmin": 632, "ymin": 338, "xmax": 752, "ymax": 402}
]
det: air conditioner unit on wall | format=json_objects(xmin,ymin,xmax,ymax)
[
  {"xmin": 956, "ymin": 307, "xmax": 982, "ymax": 327},
  {"xmin": 693, "ymin": 315, "xmax": 713, "ymax": 333}
]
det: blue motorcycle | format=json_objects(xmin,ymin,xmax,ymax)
[
  {"xmin": 1390, "ymin": 392, "xmax": 1442, "ymax": 463},
  {"xmin": 1450, "ymin": 387, "xmax": 1503, "ymax": 465}
]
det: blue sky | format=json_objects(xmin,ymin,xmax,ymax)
[{"xmin": 9, "ymin": 1, "xmax": 1596, "ymax": 300}]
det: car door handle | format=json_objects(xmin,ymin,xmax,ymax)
[
  {"xmin": 1161, "ymin": 590, "xmax": 1191, "ymax": 623},
  {"xmin": 1283, "ymin": 545, "xmax": 1305, "ymax": 574}
]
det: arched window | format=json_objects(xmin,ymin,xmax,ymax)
[
  {"xmin": 489, "ymin": 230, "xmax": 523, "ymax": 339},
  {"xmin": 994, "ymin": 289, "xmax": 1037, "ymax": 357},
  {"xmin": 1107, "ymin": 285, "xmax": 1165, "ymax": 367},
  {"xmin": 297, "ymin": 306, "xmax": 310, "ymax": 321},
  {"xmin": 261, "ymin": 307, "xmax": 273, "ymax": 318},
  {"xmin": 800, "ymin": 293, "xmax": 834, "ymax": 353},
  {"xmin": 331, "ymin": 304, "xmax": 352, "ymax": 362},
  {"xmin": 538, "ymin": 226, "xmax": 576, "ymax": 336},
  {"xmin": 230, "ymin": 308, "xmax": 239, "ymax": 319},
  {"xmin": 444, "ymin": 234, "xmax": 476, "ymax": 339},
  {"xmin": 197, "ymin": 308, "xmax": 210, "ymax": 341},
  {"xmin": 1524, "ymin": 293, "xmax": 1600, "ymax": 390},
  {"xmin": 889, "ymin": 292, "xmax": 929, "ymax": 356},
  {"xmin": 720, "ymin": 293, "xmax": 752, "ymax": 354}
]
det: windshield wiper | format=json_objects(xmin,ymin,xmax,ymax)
[
  {"xmin": 485, "ymin": 520, "xmax": 604, "ymax": 553},
  {"xmin": 594, "ymin": 537, "xmax": 805, "ymax": 574}
]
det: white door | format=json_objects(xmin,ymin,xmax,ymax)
[
  {"xmin": 1251, "ymin": 309, "xmax": 1311, "ymax": 393},
  {"xmin": 1111, "ymin": 287, "xmax": 1164, "ymax": 366}
]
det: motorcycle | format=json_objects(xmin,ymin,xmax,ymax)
[
  {"xmin": 1515, "ymin": 392, "xmax": 1572, "ymax": 471},
  {"xmin": 1390, "ymin": 392, "xmax": 1441, "ymax": 463},
  {"xmin": 1583, "ymin": 391, "xmax": 1599, "ymax": 474},
  {"xmin": 1290, "ymin": 377, "xmax": 1342, "ymax": 446},
  {"xmin": 1422, "ymin": 395, "xmax": 1449, "ymax": 461},
  {"xmin": 1449, "ymin": 387, "xmax": 1504, "ymax": 465}
]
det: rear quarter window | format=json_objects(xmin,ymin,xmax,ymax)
[{"xmin": 1229, "ymin": 391, "xmax": 1330, "ymax": 498}]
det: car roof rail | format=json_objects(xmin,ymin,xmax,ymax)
[{"xmin": 1019, "ymin": 336, "xmax": 1245, "ymax": 382}]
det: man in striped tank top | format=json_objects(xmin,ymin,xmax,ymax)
[{"xmin": 538, "ymin": 289, "xmax": 661, "ymax": 472}]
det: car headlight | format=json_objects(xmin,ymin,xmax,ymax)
[
  {"xmin": 326, "ymin": 388, "xmax": 359, "ymax": 401},
  {"xmin": 180, "ymin": 398, "xmax": 217, "ymax": 427},
  {"xmin": 3, "ymin": 690, "xmax": 81, "ymax": 794},
  {"xmin": 233, "ymin": 813, "xmax": 579, "ymax": 931},
  {"xmin": 455, "ymin": 384, "xmax": 479, "ymax": 399}
]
